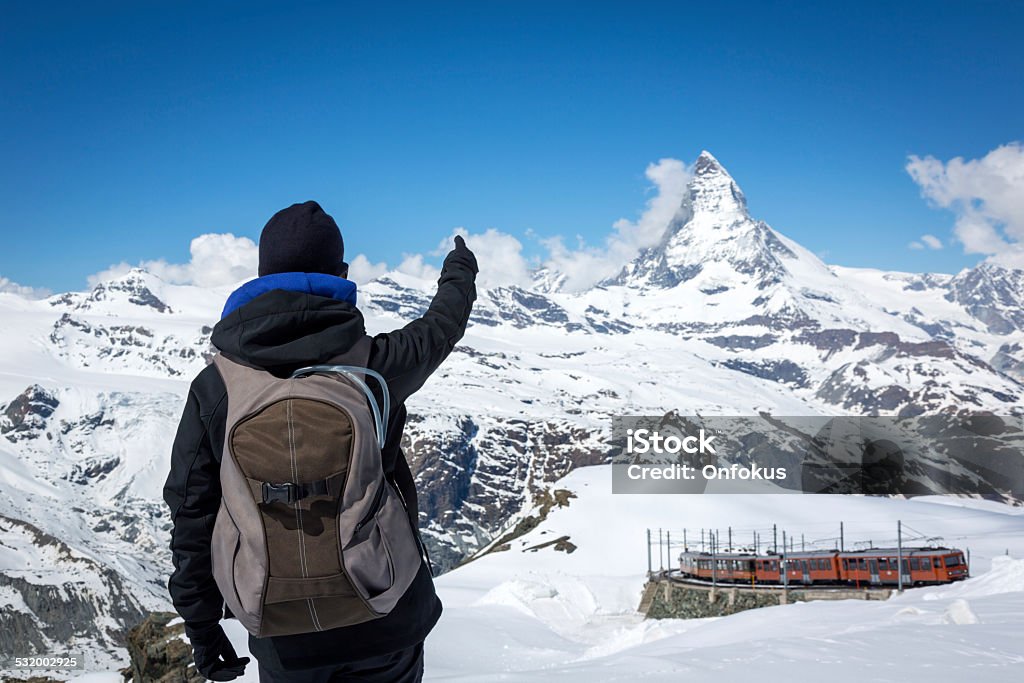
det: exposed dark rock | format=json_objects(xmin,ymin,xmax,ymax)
[
  {"xmin": 705, "ymin": 334, "xmax": 777, "ymax": 351},
  {"xmin": 0, "ymin": 515, "xmax": 146, "ymax": 660},
  {"xmin": 79, "ymin": 274, "xmax": 172, "ymax": 314},
  {"xmin": 523, "ymin": 534, "xmax": 577, "ymax": 554},
  {"xmin": 946, "ymin": 262, "xmax": 1024, "ymax": 334},
  {"xmin": 121, "ymin": 612, "xmax": 203, "ymax": 683},
  {"xmin": 991, "ymin": 343, "xmax": 1024, "ymax": 381},
  {"xmin": 1, "ymin": 385, "xmax": 59, "ymax": 441},
  {"xmin": 721, "ymin": 359, "xmax": 808, "ymax": 386}
]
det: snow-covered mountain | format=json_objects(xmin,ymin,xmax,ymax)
[{"xmin": 2, "ymin": 151, "xmax": 1023, "ymax": 671}]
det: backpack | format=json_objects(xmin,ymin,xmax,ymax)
[{"xmin": 209, "ymin": 336, "xmax": 422, "ymax": 637}]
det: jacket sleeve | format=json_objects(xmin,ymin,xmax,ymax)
[
  {"xmin": 163, "ymin": 374, "xmax": 227, "ymax": 630},
  {"xmin": 370, "ymin": 238, "xmax": 477, "ymax": 406}
]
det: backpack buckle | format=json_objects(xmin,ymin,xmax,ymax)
[{"xmin": 262, "ymin": 482, "xmax": 298, "ymax": 504}]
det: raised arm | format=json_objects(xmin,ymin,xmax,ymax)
[{"xmin": 369, "ymin": 235, "xmax": 478, "ymax": 405}]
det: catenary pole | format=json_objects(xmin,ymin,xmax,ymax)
[
  {"xmin": 646, "ymin": 529, "xmax": 652, "ymax": 575},
  {"xmin": 897, "ymin": 520, "xmax": 904, "ymax": 593},
  {"xmin": 782, "ymin": 530, "xmax": 789, "ymax": 594},
  {"xmin": 711, "ymin": 532, "xmax": 717, "ymax": 588}
]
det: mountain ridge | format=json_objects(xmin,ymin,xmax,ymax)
[{"xmin": 1, "ymin": 151, "xmax": 1023, "ymax": 667}]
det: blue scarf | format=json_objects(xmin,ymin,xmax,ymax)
[{"xmin": 221, "ymin": 272, "xmax": 358, "ymax": 319}]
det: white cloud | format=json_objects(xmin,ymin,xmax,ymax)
[
  {"xmin": 347, "ymin": 254, "xmax": 389, "ymax": 285},
  {"xmin": 0, "ymin": 276, "xmax": 50, "ymax": 299},
  {"xmin": 907, "ymin": 142, "xmax": 1024, "ymax": 265},
  {"xmin": 909, "ymin": 234, "xmax": 943, "ymax": 251},
  {"xmin": 438, "ymin": 227, "xmax": 535, "ymax": 289},
  {"xmin": 394, "ymin": 254, "xmax": 441, "ymax": 281},
  {"xmin": 88, "ymin": 233, "xmax": 258, "ymax": 288},
  {"xmin": 540, "ymin": 157, "xmax": 690, "ymax": 291}
]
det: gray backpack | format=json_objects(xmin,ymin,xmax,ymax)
[{"xmin": 210, "ymin": 337, "xmax": 422, "ymax": 637}]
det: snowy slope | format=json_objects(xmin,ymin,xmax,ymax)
[{"xmin": 209, "ymin": 465, "xmax": 1024, "ymax": 682}]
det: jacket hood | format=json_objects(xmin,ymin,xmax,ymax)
[{"xmin": 211, "ymin": 288, "xmax": 366, "ymax": 370}]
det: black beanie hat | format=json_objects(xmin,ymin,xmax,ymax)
[{"xmin": 258, "ymin": 200, "xmax": 346, "ymax": 277}]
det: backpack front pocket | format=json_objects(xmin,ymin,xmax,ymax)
[{"xmin": 343, "ymin": 482, "xmax": 396, "ymax": 601}]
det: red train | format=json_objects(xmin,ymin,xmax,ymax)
[{"xmin": 678, "ymin": 547, "xmax": 968, "ymax": 587}]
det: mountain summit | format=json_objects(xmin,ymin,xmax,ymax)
[
  {"xmin": 608, "ymin": 151, "xmax": 826, "ymax": 292},
  {"xmin": 687, "ymin": 149, "xmax": 749, "ymax": 219}
]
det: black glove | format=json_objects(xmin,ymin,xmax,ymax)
[
  {"xmin": 186, "ymin": 622, "xmax": 250, "ymax": 681},
  {"xmin": 449, "ymin": 235, "xmax": 478, "ymax": 274}
]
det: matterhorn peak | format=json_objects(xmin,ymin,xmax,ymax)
[
  {"xmin": 694, "ymin": 149, "xmax": 725, "ymax": 173},
  {"xmin": 604, "ymin": 150, "xmax": 834, "ymax": 291},
  {"xmin": 685, "ymin": 150, "xmax": 748, "ymax": 220}
]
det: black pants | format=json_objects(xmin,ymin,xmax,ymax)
[{"xmin": 257, "ymin": 642, "xmax": 424, "ymax": 682}]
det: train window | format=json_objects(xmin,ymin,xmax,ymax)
[
  {"xmin": 858, "ymin": 559, "xmax": 866, "ymax": 569},
  {"xmin": 944, "ymin": 556, "xmax": 961, "ymax": 567},
  {"xmin": 842, "ymin": 559, "xmax": 848, "ymax": 570},
  {"xmin": 910, "ymin": 558, "xmax": 919, "ymax": 570},
  {"xmin": 933, "ymin": 558, "xmax": 941, "ymax": 569}
]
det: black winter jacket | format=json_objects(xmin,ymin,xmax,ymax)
[{"xmin": 163, "ymin": 242, "xmax": 477, "ymax": 669}]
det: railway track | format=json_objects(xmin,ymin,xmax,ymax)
[{"xmin": 659, "ymin": 569, "xmax": 896, "ymax": 592}]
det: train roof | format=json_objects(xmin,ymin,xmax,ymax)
[
  {"xmin": 772, "ymin": 550, "xmax": 839, "ymax": 558},
  {"xmin": 837, "ymin": 547, "xmax": 958, "ymax": 557},
  {"xmin": 678, "ymin": 551, "xmax": 759, "ymax": 561},
  {"xmin": 679, "ymin": 547, "xmax": 962, "ymax": 561}
]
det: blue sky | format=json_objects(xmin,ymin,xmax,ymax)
[{"xmin": 1, "ymin": 1, "xmax": 1022, "ymax": 292}]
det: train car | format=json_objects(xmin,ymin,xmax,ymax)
[
  {"xmin": 779, "ymin": 550, "xmax": 841, "ymax": 585},
  {"xmin": 754, "ymin": 555, "xmax": 782, "ymax": 583},
  {"xmin": 678, "ymin": 546, "xmax": 968, "ymax": 588},
  {"xmin": 838, "ymin": 547, "xmax": 968, "ymax": 586},
  {"xmin": 678, "ymin": 551, "xmax": 757, "ymax": 583}
]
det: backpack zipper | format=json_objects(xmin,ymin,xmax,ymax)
[{"xmin": 354, "ymin": 481, "xmax": 386, "ymax": 532}]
